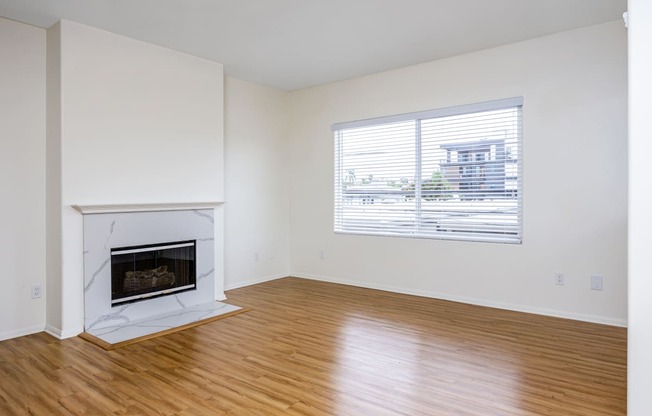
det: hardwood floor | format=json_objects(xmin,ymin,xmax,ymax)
[{"xmin": 0, "ymin": 277, "xmax": 626, "ymax": 415}]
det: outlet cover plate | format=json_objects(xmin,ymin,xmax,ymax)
[
  {"xmin": 554, "ymin": 272, "xmax": 565, "ymax": 285},
  {"xmin": 591, "ymin": 275, "xmax": 604, "ymax": 291},
  {"xmin": 31, "ymin": 285, "xmax": 41, "ymax": 299}
]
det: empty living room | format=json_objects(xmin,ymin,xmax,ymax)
[{"xmin": 1, "ymin": 0, "xmax": 650, "ymax": 415}]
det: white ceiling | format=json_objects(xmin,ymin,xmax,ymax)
[{"xmin": 0, "ymin": 0, "xmax": 626, "ymax": 91}]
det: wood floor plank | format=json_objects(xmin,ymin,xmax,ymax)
[{"xmin": 0, "ymin": 277, "xmax": 626, "ymax": 415}]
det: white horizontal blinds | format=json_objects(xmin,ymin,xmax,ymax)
[
  {"xmin": 335, "ymin": 120, "xmax": 418, "ymax": 236},
  {"xmin": 334, "ymin": 97, "xmax": 522, "ymax": 243},
  {"xmin": 420, "ymin": 107, "xmax": 521, "ymax": 242}
]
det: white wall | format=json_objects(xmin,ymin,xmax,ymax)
[
  {"xmin": 628, "ymin": 1, "xmax": 652, "ymax": 414},
  {"xmin": 45, "ymin": 21, "xmax": 63, "ymax": 335},
  {"xmin": 0, "ymin": 18, "xmax": 46, "ymax": 340},
  {"xmin": 224, "ymin": 77, "xmax": 290, "ymax": 289},
  {"xmin": 46, "ymin": 20, "xmax": 224, "ymax": 337},
  {"xmin": 0, "ymin": 16, "xmax": 629, "ymax": 343},
  {"xmin": 287, "ymin": 21, "xmax": 628, "ymax": 325}
]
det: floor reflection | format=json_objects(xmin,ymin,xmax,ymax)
[{"xmin": 331, "ymin": 312, "xmax": 524, "ymax": 415}]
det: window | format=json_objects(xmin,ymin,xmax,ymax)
[{"xmin": 333, "ymin": 97, "xmax": 523, "ymax": 244}]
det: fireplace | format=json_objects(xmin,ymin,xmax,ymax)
[
  {"xmin": 111, "ymin": 240, "xmax": 197, "ymax": 306},
  {"xmin": 77, "ymin": 204, "xmax": 224, "ymax": 333}
]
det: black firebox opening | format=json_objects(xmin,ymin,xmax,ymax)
[{"xmin": 110, "ymin": 240, "xmax": 196, "ymax": 306}]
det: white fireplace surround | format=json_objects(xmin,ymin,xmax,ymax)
[{"xmin": 74, "ymin": 202, "xmax": 225, "ymax": 332}]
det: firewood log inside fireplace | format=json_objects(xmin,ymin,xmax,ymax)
[{"xmin": 123, "ymin": 265, "xmax": 176, "ymax": 292}]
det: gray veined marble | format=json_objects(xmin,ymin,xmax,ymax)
[
  {"xmin": 84, "ymin": 257, "xmax": 110, "ymax": 293},
  {"xmin": 198, "ymin": 268, "xmax": 214, "ymax": 281},
  {"xmin": 85, "ymin": 300, "xmax": 241, "ymax": 345},
  {"xmin": 86, "ymin": 304, "xmax": 131, "ymax": 331},
  {"xmin": 81, "ymin": 207, "xmax": 230, "ymax": 342},
  {"xmin": 192, "ymin": 209, "xmax": 214, "ymax": 223}
]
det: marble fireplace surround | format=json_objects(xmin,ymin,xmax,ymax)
[{"xmin": 73, "ymin": 202, "xmax": 226, "ymax": 334}]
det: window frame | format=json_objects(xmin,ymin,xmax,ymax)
[{"xmin": 333, "ymin": 97, "xmax": 523, "ymax": 244}]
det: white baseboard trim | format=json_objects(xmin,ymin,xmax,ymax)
[
  {"xmin": 45, "ymin": 324, "xmax": 84, "ymax": 340},
  {"xmin": 294, "ymin": 273, "xmax": 628, "ymax": 328},
  {"xmin": 44, "ymin": 324, "xmax": 62, "ymax": 339},
  {"xmin": 224, "ymin": 273, "xmax": 288, "ymax": 291},
  {"xmin": 0, "ymin": 324, "xmax": 46, "ymax": 342}
]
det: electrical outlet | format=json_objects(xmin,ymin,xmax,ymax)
[
  {"xmin": 591, "ymin": 275, "xmax": 604, "ymax": 291},
  {"xmin": 320, "ymin": 250, "xmax": 326, "ymax": 260},
  {"xmin": 31, "ymin": 285, "xmax": 41, "ymax": 299},
  {"xmin": 253, "ymin": 251, "xmax": 259, "ymax": 262},
  {"xmin": 554, "ymin": 272, "xmax": 565, "ymax": 286}
]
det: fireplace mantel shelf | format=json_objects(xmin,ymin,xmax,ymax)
[{"xmin": 72, "ymin": 202, "xmax": 225, "ymax": 215}]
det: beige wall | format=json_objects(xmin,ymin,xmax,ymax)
[
  {"xmin": 0, "ymin": 18, "xmax": 46, "ymax": 340},
  {"xmin": 628, "ymin": 1, "xmax": 652, "ymax": 414},
  {"xmin": 224, "ymin": 77, "xmax": 290, "ymax": 289},
  {"xmin": 287, "ymin": 21, "xmax": 628, "ymax": 325}
]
